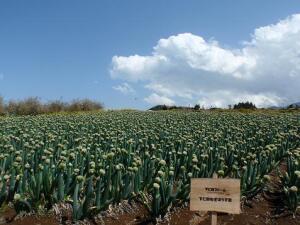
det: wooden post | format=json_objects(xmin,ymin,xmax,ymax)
[
  {"xmin": 211, "ymin": 173, "xmax": 218, "ymax": 225},
  {"xmin": 211, "ymin": 212, "xmax": 217, "ymax": 225}
]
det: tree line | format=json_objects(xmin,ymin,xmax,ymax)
[
  {"xmin": 0, "ymin": 97, "xmax": 103, "ymax": 116},
  {"xmin": 149, "ymin": 102, "xmax": 257, "ymax": 111}
]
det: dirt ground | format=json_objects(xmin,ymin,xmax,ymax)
[{"xmin": 0, "ymin": 194, "xmax": 299, "ymax": 225}]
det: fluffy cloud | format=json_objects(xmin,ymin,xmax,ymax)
[
  {"xmin": 110, "ymin": 14, "xmax": 300, "ymax": 108},
  {"xmin": 113, "ymin": 82, "xmax": 135, "ymax": 94},
  {"xmin": 144, "ymin": 93, "xmax": 175, "ymax": 106}
]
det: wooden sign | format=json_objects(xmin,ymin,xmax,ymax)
[{"xmin": 190, "ymin": 177, "xmax": 240, "ymax": 214}]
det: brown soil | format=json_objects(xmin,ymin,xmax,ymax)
[
  {"xmin": 0, "ymin": 207, "xmax": 59, "ymax": 225},
  {"xmin": 1, "ymin": 195, "xmax": 298, "ymax": 225}
]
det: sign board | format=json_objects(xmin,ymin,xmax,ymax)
[{"xmin": 190, "ymin": 178, "xmax": 240, "ymax": 214}]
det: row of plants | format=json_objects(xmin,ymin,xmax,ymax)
[
  {"xmin": 279, "ymin": 148, "xmax": 300, "ymax": 215},
  {"xmin": 0, "ymin": 111, "xmax": 299, "ymax": 220}
]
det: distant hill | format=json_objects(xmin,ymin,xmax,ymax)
[
  {"xmin": 287, "ymin": 102, "xmax": 300, "ymax": 109},
  {"xmin": 267, "ymin": 106, "xmax": 286, "ymax": 109},
  {"xmin": 267, "ymin": 102, "xmax": 300, "ymax": 109},
  {"xmin": 149, "ymin": 105, "xmax": 195, "ymax": 111},
  {"xmin": 149, "ymin": 102, "xmax": 300, "ymax": 111}
]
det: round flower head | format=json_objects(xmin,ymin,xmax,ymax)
[
  {"xmin": 192, "ymin": 158, "xmax": 198, "ymax": 163},
  {"xmin": 25, "ymin": 163, "xmax": 30, "ymax": 169},
  {"xmin": 290, "ymin": 186, "xmax": 298, "ymax": 193},
  {"xmin": 14, "ymin": 193, "xmax": 21, "ymax": 201},
  {"xmin": 159, "ymin": 160, "xmax": 166, "ymax": 166},
  {"xmin": 115, "ymin": 165, "xmax": 121, "ymax": 170},
  {"xmin": 153, "ymin": 183, "xmax": 160, "ymax": 189},
  {"xmin": 16, "ymin": 156, "xmax": 22, "ymax": 162},
  {"xmin": 158, "ymin": 170, "xmax": 164, "ymax": 177},
  {"xmin": 154, "ymin": 177, "xmax": 161, "ymax": 183},
  {"xmin": 99, "ymin": 169, "xmax": 106, "ymax": 175},
  {"xmin": 76, "ymin": 175, "xmax": 84, "ymax": 182}
]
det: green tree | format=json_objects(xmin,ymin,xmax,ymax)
[{"xmin": 0, "ymin": 96, "xmax": 4, "ymax": 115}]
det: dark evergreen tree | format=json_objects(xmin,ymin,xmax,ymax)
[
  {"xmin": 233, "ymin": 101, "xmax": 256, "ymax": 109},
  {"xmin": 194, "ymin": 104, "xmax": 200, "ymax": 110}
]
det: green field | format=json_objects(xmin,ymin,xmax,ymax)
[{"xmin": 0, "ymin": 111, "xmax": 299, "ymax": 220}]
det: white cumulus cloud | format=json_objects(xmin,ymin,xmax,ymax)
[
  {"xmin": 144, "ymin": 93, "xmax": 175, "ymax": 106},
  {"xmin": 110, "ymin": 14, "xmax": 300, "ymax": 108},
  {"xmin": 113, "ymin": 82, "xmax": 135, "ymax": 94}
]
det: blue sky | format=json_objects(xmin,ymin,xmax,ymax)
[{"xmin": 0, "ymin": 1, "xmax": 300, "ymax": 109}]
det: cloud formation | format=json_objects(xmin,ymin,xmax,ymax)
[
  {"xmin": 144, "ymin": 93, "xmax": 175, "ymax": 106},
  {"xmin": 111, "ymin": 14, "xmax": 300, "ymax": 107},
  {"xmin": 113, "ymin": 82, "xmax": 135, "ymax": 94}
]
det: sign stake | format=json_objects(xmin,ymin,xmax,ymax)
[
  {"xmin": 211, "ymin": 173, "xmax": 218, "ymax": 225},
  {"xmin": 211, "ymin": 212, "xmax": 217, "ymax": 225}
]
